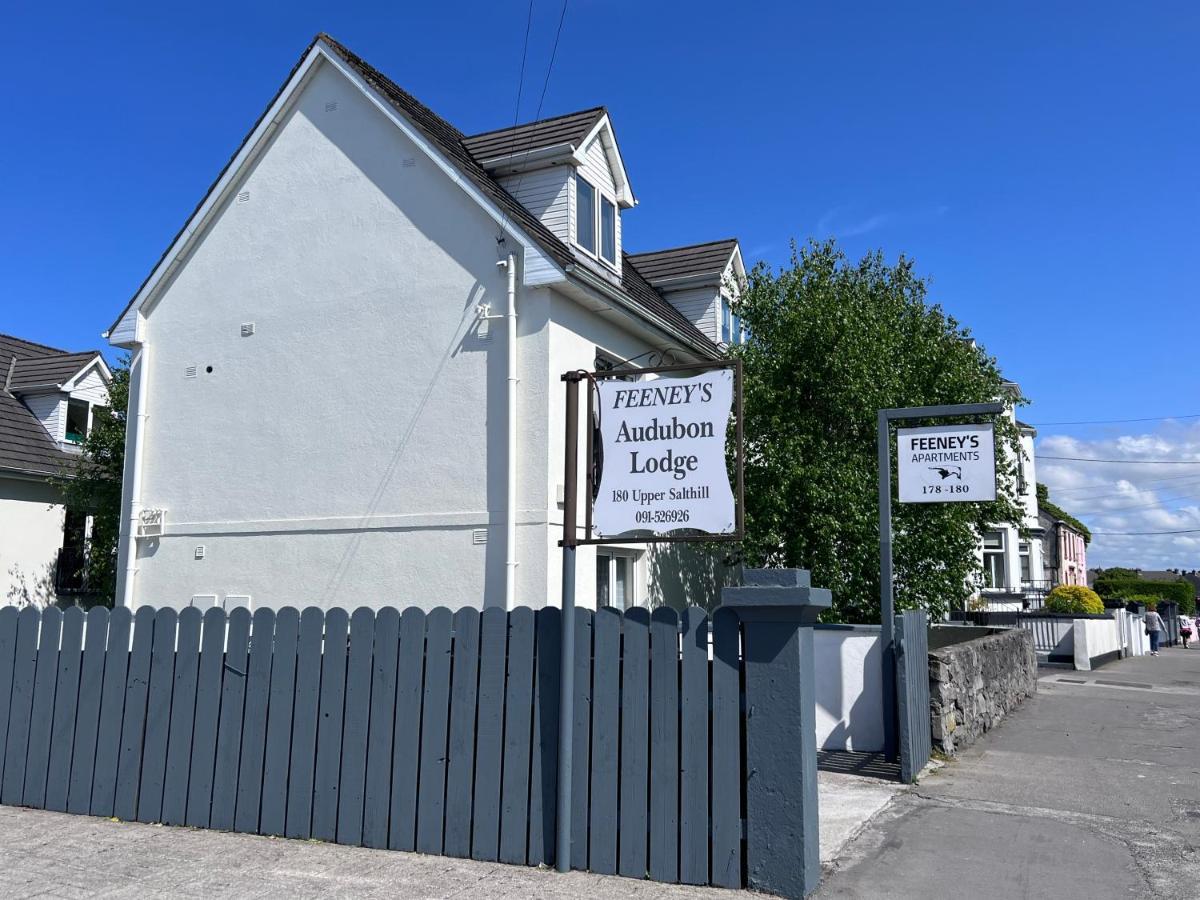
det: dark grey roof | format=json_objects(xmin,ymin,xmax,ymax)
[
  {"xmin": 626, "ymin": 239, "xmax": 739, "ymax": 285},
  {"xmin": 110, "ymin": 35, "xmax": 717, "ymax": 355},
  {"xmin": 462, "ymin": 107, "xmax": 606, "ymax": 163},
  {"xmin": 0, "ymin": 333, "xmax": 70, "ymax": 363},
  {"xmin": 8, "ymin": 352, "xmax": 101, "ymax": 391}
]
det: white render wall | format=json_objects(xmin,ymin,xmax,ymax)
[
  {"xmin": 814, "ymin": 629, "xmax": 885, "ymax": 752},
  {"xmin": 0, "ymin": 478, "xmax": 64, "ymax": 604}
]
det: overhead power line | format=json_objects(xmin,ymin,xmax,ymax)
[
  {"xmin": 1030, "ymin": 413, "xmax": 1200, "ymax": 426},
  {"xmin": 1046, "ymin": 471, "xmax": 1200, "ymax": 495},
  {"xmin": 1092, "ymin": 528, "xmax": 1200, "ymax": 536},
  {"xmin": 1039, "ymin": 455, "xmax": 1200, "ymax": 465}
]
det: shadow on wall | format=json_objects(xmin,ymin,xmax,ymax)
[{"xmin": 647, "ymin": 542, "xmax": 740, "ymax": 612}]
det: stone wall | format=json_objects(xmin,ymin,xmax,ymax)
[{"xmin": 929, "ymin": 628, "xmax": 1037, "ymax": 756}]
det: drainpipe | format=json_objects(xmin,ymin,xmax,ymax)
[
  {"xmin": 119, "ymin": 344, "xmax": 149, "ymax": 609},
  {"xmin": 504, "ymin": 252, "xmax": 519, "ymax": 609}
]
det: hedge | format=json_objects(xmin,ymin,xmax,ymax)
[
  {"xmin": 1044, "ymin": 585, "xmax": 1105, "ymax": 615},
  {"xmin": 1093, "ymin": 577, "xmax": 1196, "ymax": 615}
]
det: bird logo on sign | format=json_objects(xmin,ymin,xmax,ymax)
[{"xmin": 928, "ymin": 466, "xmax": 962, "ymax": 481}]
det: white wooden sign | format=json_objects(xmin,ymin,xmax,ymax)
[
  {"xmin": 593, "ymin": 369, "xmax": 736, "ymax": 537},
  {"xmin": 897, "ymin": 423, "xmax": 996, "ymax": 503}
]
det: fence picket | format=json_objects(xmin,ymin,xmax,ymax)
[
  {"xmin": 499, "ymin": 606, "xmax": 535, "ymax": 865},
  {"xmin": 444, "ymin": 607, "xmax": 481, "ymax": 859},
  {"xmin": 261, "ymin": 607, "xmax": 300, "ymax": 836},
  {"xmin": 470, "ymin": 606, "xmax": 507, "ymax": 861},
  {"xmin": 389, "ymin": 606, "xmax": 426, "ymax": 851},
  {"xmin": 311, "ymin": 607, "xmax": 349, "ymax": 842},
  {"xmin": 363, "ymin": 607, "xmax": 400, "ymax": 849},
  {"xmin": 234, "ymin": 607, "xmax": 276, "ymax": 833},
  {"xmin": 210, "ymin": 607, "xmax": 252, "ymax": 831},
  {"xmin": 680, "ymin": 606, "xmax": 710, "ymax": 885},
  {"xmin": 2, "ymin": 607, "xmax": 39, "ymax": 806},
  {"xmin": 91, "ymin": 606, "xmax": 132, "ymax": 817},
  {"xmin": 649, "ymin": 606, "xmax": 680, "ymax": 883},
  {"xmin": 22, "ymin": 606, "xmax": 62, "ymax": 809},
  {"xmin": 710, "ymin": 607, "xmax": 742, "ymax": 888},
  {"xmin": 286, "ymin": 607, "xmax": 325, "ymax": 839},
  {"xmin": 161, "ymin": 607, "xmax": 202, "ymax": 825},
  {"xmin": 68, "ymin": 607, "xmax": 109, "ymax": 814},
  {"xmin": 418, "ymin": 607, "xmax": 454, "ymax": 854},
  {"xmin": 337, "ymin": 607, "xmax": 376, "ymax": 846},
  {"xmin": 45, "ymin": 607, "xmax": 85, "ymax": 812},
  {"xmin": 0, "ymin": 607, "xmax": 21, "ymax": 796},
  {"xmin": 186, "ymin": 607, "xmax": 228, "ymax": 827},
  {"xmin": 527, "ymin": 607, "xmax": 560, "ymax": 866},
  {"xmin": 617, "ymin": 606, "xmax": 650, "ymax": 879},
  {"xmin": 570, "ymin": 608, "xmax": 594, "ymax": 871},
  {"xmin": 589, "ymin": 608, "xmax": 621, "ymax": 875},
  {"xmin": 137, "ymin": 607, "xmax": 178, "ymax": 823}
]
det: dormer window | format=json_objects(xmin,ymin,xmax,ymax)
[
  {"xmin": 575, "ymin": 175, "xmax": 617, "ymax": 268},
  {"xmin": 65, "ymin": 398, "xmax": 89, "ymax": 444}
]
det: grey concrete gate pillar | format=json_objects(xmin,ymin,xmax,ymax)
[{"xmin": 722, "ymin": 568, "xmax": 830, "ymax": 899}]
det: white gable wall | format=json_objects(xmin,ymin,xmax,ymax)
[
  {"xmin": 130, "ymin": 61, "xmax": 558, "ymax": 611},
  {"xmin": 70, "ymin": 366, "xmax": 110, "ymax": 406},
  {"xmin": 497, "ymin": 166, "xmax": 571, "ymax": 246},
  {"xmin": 0, "ymin": 477, "xmax": 65, "ymax": 605}
]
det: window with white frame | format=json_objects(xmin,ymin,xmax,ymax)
[
  {"xmin": 1019, "ymin": 541, "xmax": 1031, "ymax": 583},
  {"xmin": 596, "ymin": 548, "xmax": 639, "ymax": 610},
  {"xmin": 65, "ymin": 398, "xmax": 90, "ymax": 444},
  {"xmin": 982, "ymin": 530, "xmax": 1006, "ymax": 589},
  {"xmin": 575, "ymin": 175, "xmax": 617, "ymax": 268},
  {"xmin": 721, "ymin": 297, "xmax": 733, "ymax": 344}
]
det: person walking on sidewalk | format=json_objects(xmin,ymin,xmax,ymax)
[{"xmin": 1145, "ymin": 603, "xmax": 1166, "ymax": 656}]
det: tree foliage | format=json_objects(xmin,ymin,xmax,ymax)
[
  {"xmin": 731, "ymin": 240, "xmax": 1024, "ymax": 621},
  {"xmin": 54, "ymin": 357, "xmax": 128, "ymax": 607},
  {"xmin": 1093, "ymin": 575, "xmax": 1195, "ymax": 615},
  {"xmin": 1036, "ymin": 483, "xmax": 1091, "ymax": 544}
]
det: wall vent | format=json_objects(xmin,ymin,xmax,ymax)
[
  {"xmin": 241, "ymin": 322, "xmax": 256, "ymax": 337},
  {"xmin": 194, "ymin": 545, "xmax": 206, "ymax": 560},
  {"xmin": 325, "ymin": 100, "xmax": 338, "ymax": 112},
  {"xmin": 224, "ymin": 594, "xmax": 252, "ymax": 610},
  {"xmin": 236, "ymin": 191, "xmax": 250, "ymax": 203},
  {"xmin": 472, "ymin": 528, "xmax": 488, "ymax": 545},
  {"xmin": 185, "ymin": 365, "xmax": 198, "ymax": 378},
  {"xmin": 402, "ymin": 157, "xmax": 416, "ymax": 168}
]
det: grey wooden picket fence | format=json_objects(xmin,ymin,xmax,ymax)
[
  {"xmin": 0, "ymin": 603, "xmax": 744, "ymax": 888},
  {"xmin": 894, "ymin": 609, "xmax": 931, "ymax": 783}
]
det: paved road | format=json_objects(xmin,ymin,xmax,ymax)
[
  {"xmin": 0, "ymin": 802, "xmax": 751, "ymax": 899},
  {"xmin": 818, "ymin": 646, "xmax": 1200, "ymax": 899}
]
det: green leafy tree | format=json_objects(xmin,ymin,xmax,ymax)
[
  {"xmin": 731, "ymin": 240, "xmax": 1024, "ymax": 621},
  {"xmin": 54, "ymin": 357, "xmax": 128, "ymax": 607}
]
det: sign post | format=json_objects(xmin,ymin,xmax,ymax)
[
  {"xmin": 556, "ymin": 359, "xmax": 743, "ymax": 873},
  {"xmin": 878, "ymin": 403, "xmax": 1003, "ymax": 759}
]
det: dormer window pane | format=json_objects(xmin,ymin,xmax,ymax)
[
  {"xmin": 600, "ymin": 198, "xmax": 616, "ymax": 263},
  {"xmin": 576, "ymin": 176, "xmax": 596, "ymax": 253},
  {"xmin": 721, "ymin": 299, "xmax": 732, "ymax": 344},
  {"xmin": 65, "ymin": 398, "xmax": 89, "ymax": 444}
]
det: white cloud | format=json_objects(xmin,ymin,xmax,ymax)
[{"xmin": 1037, "ymin": 422, "xmax": 1200, "ymax": 569}]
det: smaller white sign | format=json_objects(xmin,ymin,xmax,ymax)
[
  {"xmin": 897, "ymin": 423, "xmax": 996, "ymax": 503},
  {"xmin": 593, "ymin": 369, "xmax": 736, "ymax": 537}
]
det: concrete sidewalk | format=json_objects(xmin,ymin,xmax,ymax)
[
  {"xmin": 818, "ymin": 646, "xmax": 1200, "ymax": 899},
  {"xmin": 0, "ymin": 803, "xmax": 758, "ymax": 899}
]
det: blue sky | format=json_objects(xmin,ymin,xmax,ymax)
[{"xmin": 3, "ymin": 1, "xmax": 1198, "ymax": 566}]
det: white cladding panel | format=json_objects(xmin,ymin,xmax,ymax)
[
  {"xmin": 497, "ymin": 166, "xmax": 571, "ymax": 244},
  {"xmin": 70, "ymin": 366, "xmax": 110, "ymax": 406},
  {"xmin": 661, "ymin": 287, "xmax": 720, "ymax": 341},
  {"xmin": 581, "ymin": 136, "xmax": 617, "ymax": 195},
  {"xmin": 21, "ymin": 392, "xmax": 64, "ymax": 443}
]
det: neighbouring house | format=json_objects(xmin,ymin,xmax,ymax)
[
  {"xmin": 1, "ymin": 333, "xmax": 112, "ymax": 605},
  {"xmin": 1037, "ymin": 486, "xmax": 1089, "ymax": 588},
  {"xmin": 107, "ymin": 34, "xmax": 746, "ymax": 613},
  {"xmin": 976, "ymin": 397, "xmax": 1047, "ymax": 610}
]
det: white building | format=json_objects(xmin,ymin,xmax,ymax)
[
  {"xmin": 107, "ymin": 34, "xmax": 745, "ymax": 614},
  {"xmin": 977, "ymin": 390, "xmax": 1046, "ymax": 610},
  {"xmin": 1, "ymin": 333, "xmax": 111, "ymax": 605}
]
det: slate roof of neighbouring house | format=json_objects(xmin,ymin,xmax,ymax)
[
  {"xmin": 461, "ymin": 107, "xmax": 606, "ymax": 163},
  {"xmin": 625, "ymin": 239, "xmax": 740, "ymax": 285},
  {"xmin": 109, "ymin": 35, "xmax": 720, "ymax": 356},
  {"xmin": 0, "ymin": 333, "xmax": 102, "ymax": 478}
]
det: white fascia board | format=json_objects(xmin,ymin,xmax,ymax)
[
  {"xmin": 108, "ymin": 41, "xmax": 565, "ymax": 347},
  {"xmin": 320, "ymin": 48, "xmax": 564, "ymax": 290},
  {"xmin": 572, "ymin": 114, "xmax": 636, "ymax": 209},
  {"xmin": 478, "ymin": 142, "xmax": 576, "ymax": 173},
  {"xmin": 61, "ymin": 355, "xmax": 113, "ymax": 391}
]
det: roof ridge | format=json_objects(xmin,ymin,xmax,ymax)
[
  {"xmin": 0, "ymin": 333, "xmax": 72, "ymax": 355},
  {"xmin": 464, "ymin": 106, "xmax": 607, "ymax": 140},
  {"xmin": 627, "ymin": 238, "xmax": 739, "ymax": 257}
]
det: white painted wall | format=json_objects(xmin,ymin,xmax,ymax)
[
  {"xmin": 814, "ymin": 629, "xmax": 885, "ymax": 752},
  {"xmin": 0, "ymin": 477, "xmax": 63, "ymax": 605},
  {"xmin": 1073, "ymin": 617, "xmax": 1122, "ymax": 670}
]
